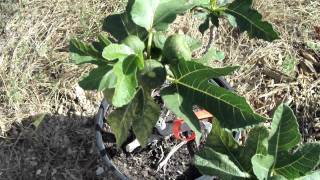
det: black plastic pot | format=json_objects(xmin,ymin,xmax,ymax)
[{"xmin": 94, "ymin": 77, "xmax": 235, "ymax": 179}]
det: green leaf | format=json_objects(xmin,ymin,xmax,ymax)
[
  {"xmin": 112, "ymin": 56, "xmax": 138, "ymax": 107},
  {"xmin": 240, "ymin": 126, "xmax": 269, "ymax": 172},
  {"xmin": 102, "ymin": 44, "xmax": 134, "ymax": 60},
  {"xmin": 70, "ymin": 39, "xmax": 105, "ymax": 65},
  {"xmin": 122, "ymin": 35, "xmax": 145, "ymax": 54},
  {"xmin": 184, "ymin": 35, "xmax": 202, "ymax": 51},
  {"xmin": 122, "ymin": 55, "xmax": 139, "ymax": 75},
  {"xmin": 296, "ymin": 170, "xmax": 320, "ymax": 180},
  {"xmin": 196, "ymin": 47, "xmax": 225, "ymax": 65},
  {"xmin": 225, "ymin": 0, "xmax": 279, "ymax": 41},
  {"xmin": 131, "ymin": 0, "xmax": 160, "ymax": 30},
  {"xmin": 217, "ymin": 0, "xmax": 234, "ymax": 6},
  {"xmin": 102, "ymin": 0, "xmax": 148, "ymax": 41},
  {"xmin": 131, "ymin": 0, "xmax": 198, "ymax": 31},
  {"xmin": 108, "ymin": 91, "xmax": 140, "ymax": 146},
  {"xmin": 195, "ymin": 147, "xmax": 251, "ymax": 178},
  {"xmin": 274, "ymin": 143, "xmax": 320, "ymax": 179},
  {"xmin": 224, "ymin": 13, "xmax": 237, "ymax": 27},
  {"xmin": 98, "ymin": 69, "xmax": 117, "ymax": 91},
  {"xmin": 161, "ymin": 60, "xmax": 266, "ymax": 142},
  {"xmin": 98, "ymin": 33, "xmax": 112, "ymax": 48},
  {"xmin": 140, "ymin": 59, "xmax": 166, "ymax": 89},
  {"xmin": 282, "ymin": 56, "xmax": 297, "ymax": 76},
  {"xmin": 108, "ymin": 87, "xmax": 160, "ymax": 147},
  {"xmin": 79, "ymin": 66, "xmax": 114, "ymax": 91},
  {"xmin": 153, "ymin": 32, "xmax": 167, "ymax": 49},
  {"xmin": 132, "ymin": 88, "xmax": 160, "ymax": 147},
  {"xmin": 268, "ymin": 104, "xmax": 301, "ymax": 159},
  {"xmin": 122, "ymin": 35, "xmax": 145, "ymax": 70},
  {"xmin": 251, "ymin": 154, "xmax": 274, "ymax": 180},
  {"xmin": 205, "ymin": 122, "xmax": 245, "ymax": 171}
]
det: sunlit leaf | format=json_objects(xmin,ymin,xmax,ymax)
[
  {"xmin": 268, "ymin": 104, "xmax": 301, "ymax": 156},
  {"xmin": 131, "ymin": 0, "xmax": 199, "ymax": 31},
  {"xmin": 162, "ymin": 60, "xmax": 265, "ymax": 144},
  {"xmin": 112, "ymin": 56, "xmax": 138, "ymax": 107},
  {"xmin": 102, "ymin": 44, "xmax": 134, "ymax": 60},
  {"xmin": 251, "ymin": 154, "xmax": 274, "ymax": 180}
]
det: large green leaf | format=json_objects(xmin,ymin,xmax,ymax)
[
  {"xmin": 70, "ymin": 39, "xmax": 106, "ymax": 65},
  {"xmin": 268, "ymin": 104, "xmax": 301, "ymax": 161},
  {"xmin": 131, "ymin": 0, "xmax": 160, "ymax": 31},
  {"xmin": 108, "ymin": 87, "xmax": 160, "ymax": 147},
  {"xmin": 274, "ymin": 143, "xmax": 320, "ymax": 179},
  {"xmin": 102, "ymin": 44, "xmax": 134, "ymax": 60},
  {"xmin": 131, "ymin": 0, "xmax": 199, "ymax": 31},
  {"xmin": 225, "ymin": 0, "xmax": 279, "ymax": 41},
  {"xmin": 240, "ymin": 126, "xmax": 269, "ymax": 172},
  {"xmin": 132, "ymin": 88, "xmax": 160, "ymax": 147},
  {"xmin": 251, "ymin": 154, "xmax": 274, "ymax": 180},
  {"xmin": 79, "ymin": 66, "xmax": 115, "ymax": 91},
  {"xmin": 112, "ymin": 55, "xmax": 138, "ymax": 107},
  {"xmin": 108, "ymin": 97, "xmax": 137, "ymax": 146},
  {"xmin": 205, "ymin": 122, "xmax": 245, "ymax": 172},
  {"xmin": 195, "ymin": 147, "xmax": 251, "ymax": 179},
  {"xmin": 161, "ymin": 60, "xmax": 266, "ymax": 143}
]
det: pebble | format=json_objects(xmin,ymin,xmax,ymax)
[
  {"xmin": 36, "ymin": 169, "xmax": 42, "ymax": 176},
  {"xmin": 96, "ymin": 167, "xmax": 104, "ymax": 176}
]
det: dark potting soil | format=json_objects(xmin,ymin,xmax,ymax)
[
  {"xmin": 101, "ymin": 108, "xmax": 201, "ymax": 179},
  {"xmin": 105, "ymin": 137, "xmax": 199, "ymax": 180}
]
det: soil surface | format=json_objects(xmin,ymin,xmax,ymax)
[{"xmin": 101, "ymin": 107, "xmax": 202, "ymax": 180}]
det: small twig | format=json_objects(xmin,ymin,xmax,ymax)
[
  {"xmin": 157, "ymin": 141, "xmax": 187, "ymax": 172},
  {"xmin": 158, "ymin": 146, "xmax": 164, "ymax": 163},
  {"xmin": 203, "ymin": 26, "xmax": 215, "ymax": 55}
]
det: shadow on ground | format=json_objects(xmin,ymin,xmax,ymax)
[{"xmin": 0, "ymin": 114, "xmax": 101, "ymax": 180}]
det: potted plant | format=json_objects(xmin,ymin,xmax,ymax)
[{"xmin": 70, "ymin": 0, "xmax": 320, "ymax": 179}]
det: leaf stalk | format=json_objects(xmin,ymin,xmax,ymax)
[{"xmin": 147, "ymin": 31, "xmax": 153, "ymax": 59}]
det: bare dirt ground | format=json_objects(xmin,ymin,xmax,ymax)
[{"xmin": 0, "ymin": 0, "xmax": 319, "ymax": 179}]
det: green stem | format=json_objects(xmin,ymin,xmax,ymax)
[
  {"xmin": 166, "ymin": 76, "xmax": 176, "ymax": 82},
  {"xmin": 147, "ymin": 31, "xmax": 153, "ymax": 59}
]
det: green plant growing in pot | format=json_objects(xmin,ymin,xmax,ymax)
[{"xmin": 69, "ymin": 0, "xmax": 320, "ymax": 179}]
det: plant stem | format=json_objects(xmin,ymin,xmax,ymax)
[
  {"xmin": 147, "ymin": 31, "xmax": 153, "ymax": 59},
  {"xmin": 166, "ymin": 76, "xmax": 176, "ymax": 82}
]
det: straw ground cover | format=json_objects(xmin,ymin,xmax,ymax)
[{"xmin": 0, "ymin": 0, "xmax": 319, "ymax": 179}]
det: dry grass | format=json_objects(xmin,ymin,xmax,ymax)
[{"xmin": 0, "ymin": 0, "xmax": 319, "ymax": 179}]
